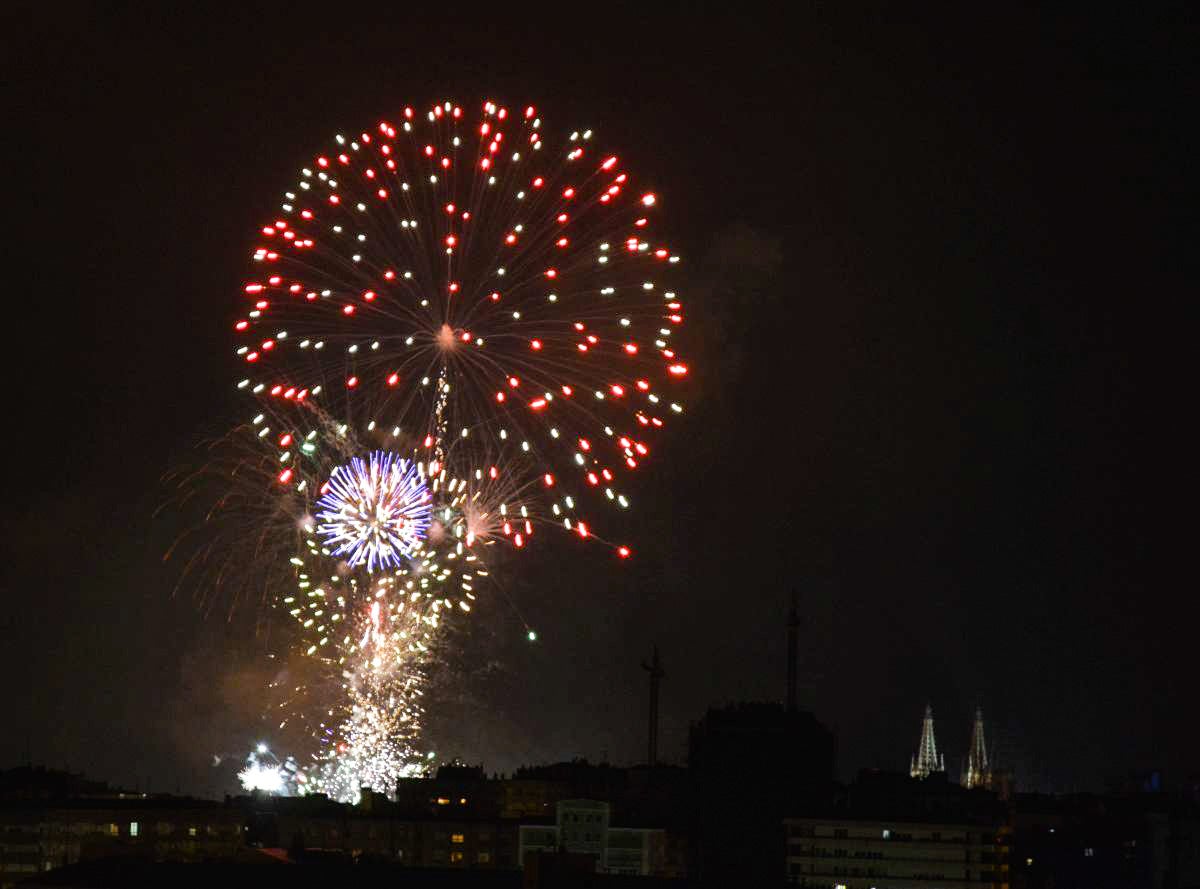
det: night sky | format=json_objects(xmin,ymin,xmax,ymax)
[{"xmin": 3, "ymin": 6, "xmax": 1188, "ymax": 798}]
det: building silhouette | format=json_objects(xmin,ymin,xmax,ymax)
[
  {"xmin": 0, "ymin": 767, "xmax": 242, "ymax": 888},
  {"xmin": 688, "ymin": 702, "xmax": 836, "ymax": 882}
]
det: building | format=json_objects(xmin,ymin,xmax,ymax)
[
  {"xmin": 1010, "ymin": 789, "xmax": 1200, "ymax": 888},
  {"xmin": 785, "ymin": 815, "xmax": 1010, "ymax": 887},
  {"xmin": 249, "ymin": 791, "xmax": 519, "ymax": 869},
  {"xmin": 785, "ymin": 770, "xmax": 1010, "ymax": 888},
  {"xmin": 0, "ymin": 798, "xmax": 243, "ymax": 888},
  {"xmin": 689, "ymin": 702, "xmax": 836, "ymax": 881},
  {"xmin": 606, "ymin": 827, "xmax": 669, "ymax": 876},
  {"xmin": 0, "ymin": 766, "xmax": 246, "ymax": 889},
  {"xmin": 393, "ymin": 763, "xmax": 505, "ymax": 818},
  {"xmin": 499, "ymin": 778, "xmax": 567, "ymax": 820},
  {"xmin": 248, "ymin": 785, "xmax": 681, "ymax": 876},
  {"xmin": 555, "ymin": 799, "xmax": 609, "ymax": 859},
  {"xmin": 516, "ymin": 799, "xmax": 670, "ymax": 876},
  {"xmin": 392, "ymin": 759, "xmax": 680, "ymax": 823}
]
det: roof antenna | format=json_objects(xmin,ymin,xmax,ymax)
[{"xmin": 641, "ymin": 645, "xmax": 664, "ymax": 765}]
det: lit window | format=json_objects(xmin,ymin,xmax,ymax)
[
  {"xmin": 451, "ymin": 833, "xmax": 465, "ymax": 844},
  {"xmin": 108, "ymin": 823, "xmax": 118, "ymax": 837},
  {"xmin": 129, "ymin": 822, "xmax": 139, "ymax": 838},
  {"xmin": 882, "ymin": 829, "xmax": 891, "ymax": 840},
  {"xmin": 436, "ymin": 797, "xmax": 450, "ymax": 805},
  {"xmin": 478, "ymin": 852, "xmax": 491, "ymax": 863},
  {"xmin": 1084, "ymin": 848, "xmax": 1095, "ymax": 857},
  {"xmin": 450, "ymin": 850, "xmax": 464, "ymax": 863},
  {"xmin": 189, "ymin": 827, "xmax": 198, "ymax": 837}
]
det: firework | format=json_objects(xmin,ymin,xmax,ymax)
[
  {"xmin": 203, "ymin": 98, "xmax": 690, "ymax": 802},
  {"xmin": 234, "ymin": 99, "xmax": 688, "ymax": 557},
  {"xmin": 167, "ymin": 419, "xmax": 449, "ymax": 798},
  {"xmin": 315, "ymin": 451, "xmax": 432, "ymax": 571},
  {"xmin": 299, "ymin": 681, "xmax": 429, "ymax": 802},
  {"xmin": 238, "ymin": 743, "xmax": 299, "ymax": 794}
]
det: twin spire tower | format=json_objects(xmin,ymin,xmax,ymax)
[{"xmin": 909, "ymin": 703, "xmax": 993, "ymax": 789}]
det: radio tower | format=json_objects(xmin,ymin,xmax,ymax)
[
  {"xmin": 910, "ymin": 703, "xmax": 945, "ymax": 779},
  {"xmin": 962, "ymin": 705, "xmax": 992, "ymax": 789},
  {"xmin": 786, "ymin": 590, "xmax": 799, "ymax": 712},
  {"xmin": 642, "ymin": 645, "xmax": 664, "ymax": 766}
]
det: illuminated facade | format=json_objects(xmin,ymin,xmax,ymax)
[{"xmin": 910, "ymin": 703, "xmax": 946, "ymax": 779}]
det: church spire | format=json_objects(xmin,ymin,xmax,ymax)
[
  {"xmin": 910, "ymin": 703, "xmax": 945, "ymax": 779},
  {"xmin": 962, "ymin": 705, "xmax": 992, "ymax": 789}
]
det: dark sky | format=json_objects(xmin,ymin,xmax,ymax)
[{"xmin": 2, "ymin": 5, "xmax": 1189, "ymax": 797}]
